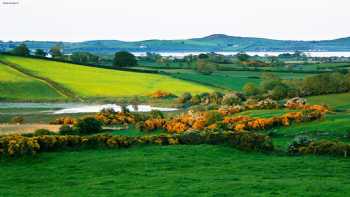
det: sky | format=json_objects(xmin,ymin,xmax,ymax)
[{"xmin": 1, "ymin": 0, "xmax": 350, "ymax": 42}]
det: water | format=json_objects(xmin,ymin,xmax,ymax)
[
  {"xmin": 132, "ymin": 51, "xmax": 350, "ymax": 57},
  {"xmin": 0, "ymin": 103, "xmax": 178, "ymax": 114},
  {"xmin": 53, "ymin": 104, "xmax": 177, "ymax": 114}
]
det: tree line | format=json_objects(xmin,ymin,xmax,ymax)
[{"xmin": 243, "ymin": 72, "xmax": 350, "ymax": 100}]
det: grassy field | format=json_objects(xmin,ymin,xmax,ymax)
[
  {"xmin": 308, "ymin": 93, "xmax": 350, "ymax": 110},
  {"xmin": 160, "ymin": 69, "xmax": 310, "ymax": 90},
  {"xmin": 0, "ymin": 63, "xmax": 64, "ymax": 101},
  {"xmin": 1, "ymin": 145, "xmax": 350, "ymax": 197},
  {"xmin": 0, "ymin": 55, "xmax": 213, "ymax": 100}
]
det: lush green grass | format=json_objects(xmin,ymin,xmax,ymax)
[
  {"xmin": 0, "ymin": 63, "xmax": 64, "ymax": 101},
  {"xmin": 308, "ymin": 93, "xmax": 350, "ymax": 110},
  {"xmin": 161, "ymin": 69, "xmax": 310, "ymax": 90},
  {"xmin": 0, "ymin": 55, "xmax": 213, "ymax": 100},
  {"xmin": 1, "ymin": 145, "xmax": 349, "ymax": 197}
]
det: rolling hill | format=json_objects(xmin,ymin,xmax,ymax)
[
  {"xmin": 0, "ymin": 55, "xmax": 213, "ymax": 101},
  {"xmin": 1, "ymin": 34, "xmax": 350, "ymax": 54}
]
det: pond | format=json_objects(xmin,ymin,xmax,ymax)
[{"xmin": 0, "ymin": 103, "xmax": 178, "ymax": 114}]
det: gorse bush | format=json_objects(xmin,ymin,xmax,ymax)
[
  {"xmin": 0, "ymin": 131, "xmax": 274, "ymax": 158},
  {"xmin": 50, "ymin": 117, "xmax": 76, "ymax": 125}
]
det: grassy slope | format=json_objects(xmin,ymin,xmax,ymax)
[
  {"xmin": 0, "ymin": 55, "xmax": 213, "ymax": 99},
  {"xmin": 1, "ymin": 145, "xmax": 349, "ymax": 197},
  {"xmin": 0, "ymin": 63, "xmax": 64, "ymax": 101}
]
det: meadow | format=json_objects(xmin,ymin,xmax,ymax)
[
  {"xmin": 0, "ymin": 55, "xmax": 213, "ymax": 101},
  {"xmin": 1, "ymin": 54, "xmax": 350, "ymax": 197},
  {"xmin": 1, "ymin": 145, "xmax": 350, "ymax": 197},
  {"xmin": 159, "ymin": 69, "xmax": 310, "ymax": 90}
]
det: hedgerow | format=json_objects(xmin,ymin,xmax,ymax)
[{"xmin": 0, "ymin": 131, "xmax": 273, "ymax": 158}]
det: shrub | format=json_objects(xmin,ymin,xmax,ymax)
[
  {"xmin": 139, "ymin": 119, "xmax": 166, "ymax": 132},
  {"xmin": 222, "ymin": 93, "xmax": 242, "ymax": 106},
  {"xmin": 149, "ymin": 110, "xmax": 164, "ymax": 119},
  {"xmin": 288, "ymin": 139, "xmax": 350, "ymax": 157},
  {"xmin": 288, "ymin": 135, "xmax": 313, "ymax": 154},
  {"xmin": 95, "ymin": 111, "xmax": 135, "ymax": 125},
  {"xmin": 178, "ymin": 131, "xmax": 206, "ymax": 145},
  {"xmin": 177, "ymin": 92, "xmax": 192, "ymax": 104},
  {"xmin": 73, "ymin": 117, "xmax": 102, "ymax": 135},
  {"xmin": 150, "ymin": 90, "xmax": 175, "ymax": 99},
  {"xmin": 0, "ymin": 131, "xmax": 274, "ymax": 158},
  {"xmin": 50, "ymin": 117, "xmax": 76, "ymax": 125},
  {"xmin": 59, "ymin": 125, "xmax": 78, "ymax": 135},
  {"xmin": 11, "ymin": 116, "xmax": 24, "ymax": 124}
]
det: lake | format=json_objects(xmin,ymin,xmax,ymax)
[
  {"xmin": 132, "ymin": 51, "xmax": 350, "ymax": 57},
  {"xmin": 0, "ymin": 103, "xmax": 178, "ymax": 114}
]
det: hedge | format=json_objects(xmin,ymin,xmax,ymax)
[{"xmin": 0, "ymin": 131, "xmax": 273, "ymax": 158}]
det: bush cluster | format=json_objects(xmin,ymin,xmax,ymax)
[
  {"xmin": 0, "ymin": 131, "xmax": 273, "ymax": 158},
  {"xmin": 50, "ymin": 117, "xmax": 77, "ymax": 125},
  {"xmin": 222, "ymin": 110, "xmax": 324, "ymax": 132},
  {"xmin": 95, "ymin": 109, "xmax": 135, "ymax": 125},
  {"xmin": 150, "ymin": 90, "xmax": 175, "ymax": 99},
  {"xmin": 288, "ymin": 138, "xmax": 350, "ymax": 157}
]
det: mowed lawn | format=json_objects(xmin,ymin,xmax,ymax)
[
  {"xmin": 0, "ymin": 55, "xmax": 213, "ymax": 99},
  {"xmin": 0, "ymin": 63, "xmax": 64, "ymax": 101},
  {"xmin": 0, "ymin": 145, "xmax": 349, "ymax": 197}
]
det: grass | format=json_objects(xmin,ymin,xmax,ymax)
[
  {"xmin": 1, "ymin": 145, "xmax": 350, "ymax": 197},
  {"xmin": 0, "ymin": 63, "xmax": 64, "ymax": 101},
  {"xmin": 0, "ymin": 55, "xmax": 213, "ymax": 100},
  {"xmin": 308, "ymin": 93, "xmax": 350, "ymax": 110},
  {"xmin": 161, "ymin": 69, "xmax": 310, "ymax": 90}
]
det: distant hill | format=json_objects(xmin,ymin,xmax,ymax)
[{"xmin": 1, "ymin": 34, "xmax": 350, "ymax": 54}]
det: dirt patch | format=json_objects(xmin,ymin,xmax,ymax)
[{"xmin": 0, "ymin": 124, "xmax": 60, "ymax": 135}]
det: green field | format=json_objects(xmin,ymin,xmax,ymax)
[
  {"xmin": 308, "ymin": 93, "xmax": 350, "ymax": 110},
  {"xmin": 0, "ymin": 63, "xmax": 64, "ymax": 101},
  {"xmin": 1, "ymin": 145, "xmax": 349, "ymax": 197},
  {"xmin": 160, "ymin": 69, "xmax": 310, "ymax": 90},
  {"xmin": 0, "ymin": 55, "xmax": 213, "ymax": 101}
]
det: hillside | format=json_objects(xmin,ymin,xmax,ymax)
[
  {"xmin": 0, "ymin": 55, "xmax": 213, "ymax": 101},
  {"xmin": 1, "ymin": 34, "xmax": 350, "ymax": 54},
  {"xmin": 0, "ymin": 63, "xmax": 65, "ymax": 101}
]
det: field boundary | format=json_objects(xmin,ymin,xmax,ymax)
[{"xmin": 0, "ymin": 58, "xmax": 83, "ymax": 101}]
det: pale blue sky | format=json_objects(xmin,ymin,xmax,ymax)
[{"xmin": 1, "ymin": 0, "xmax": 350, "ymax": 41}]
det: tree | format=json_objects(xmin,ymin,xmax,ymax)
[
  {"xmin": 49, "ymin": 45, "xmax": 63, "ymax": 59},
  {"xmin": 236, "ymin": 52, "xmax": 250, "ymax": 62},
  {"xmin": 34, "ymin": 49, "xmax": 47, "ymax": 57},
  {"xmin": 113, "ymin": 51, "xmax": 137, "ymax": 67},
  {"xmin": 70, "ymin": 52, "xmax": 100, "ymax": 64},
  {"xmin": 11, "ymin": 43, "xmax": 30, "ymax": 56},
  {"xmin": 73, "ymin": 117, "xmax": 102, "ymax": 134},
  {"xmin": 243, "ymin": 83, "xmax": 260, "ymax": 96},
  {"xmin": 271, "ymin": 84, "xmax": 289, "ymax": 100},
  {"xmin": 196, "ymin": 59, "xmax": 216, "ymax": 75},
  {"xmin": 198, "ymin": 53, "xmax": 209, "ymax": 59}
]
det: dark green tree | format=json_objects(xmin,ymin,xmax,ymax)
[
  {"xmin": 113, "ymin": 51, "xmax": 137, "ymax": 67},
  {"xmin": 236, "ymin": 52, "xmax": 250, "ymax": 62},
  {"xmin": 49, "ymin": 45, "xmax": 63, "ymax": 59},
  {"xmin": 11, "ymin": 43, "xmax": 30, "ymax": 56},
  {"xmin": 34, "ymin": 49, "xmax": 47, "ymax": 57}
]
